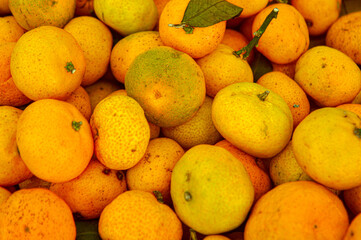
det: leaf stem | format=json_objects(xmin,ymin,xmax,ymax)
[
  {"xmin": 233, "ymin": 8, "xmax": 279, "ymax": 59},
  {"xmin": 189, "ymin": 229, "xmax": 198, "ymax": 240},
  {"xmin": 153, "ymin": 191, "xmax": 164, "ymax": 203},
  {"xmin": 257, "ymin": 90, "xmax": 270, "ymax": 101}
]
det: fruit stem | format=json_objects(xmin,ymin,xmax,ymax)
[
  {"xmin": 184, "ymin": 191, "xmax": 192, "ymax": 201},
  {"xmin": 65, "ymin": 62, "xmax": 76, "ymax": 74},
  {"xmin": 354, "ymin": 128, "xmax": 361, "ymax": 138},
  {"xmin": 189, "ymin": 229, "xmax": 198, "ymax": 240},
  {"xmin": 153, "ymin": 191, "xmax": 164, "ymax": 203},
  {"xmin": 72, "ymin": 121, "xmax": 82, "ymax": 131},
  {"xmin": 257, "ymin": 90, "xmax": 270, "ymax": 101},
  {"xmin": 233, "ymin": 8, "xmax": 279, "ymax": 59},
  {"xmin": 168, "ymin": 23, "xmax": 194, "ymax": 34}
]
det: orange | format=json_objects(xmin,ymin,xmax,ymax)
[
  {"xmin": 196, "ymin": 44, "xmax": 253, "ymax": 98},
  {"xmin": 18, "ymin": 176, "xmax": 50, "ymax": 189},
  {"xmin": 204, "ymin": 235, "xmax": 231, "ymax": 240},
  {"xmin": 50, "ymin": 159, "xmax": 127, "ymax": 220},
  {"xmin": 64, "ymin": 16, "xmax": 113, "ymax": 86},
  {"xmin": 271, "ymin": 60, "xmax": 297, "ymax": 79},
  {"xmin": 257, "ymin": 71, "xmax": 310, "ymax": 127},
  {"xmin": 90, "ymin": 94, "xmax": 150, "ymax": 170},
  {"xmin": 98, "ymin": 190, "xmax": 183, "ymax": 240},
  {"xmin": 161, "ymin": 96, "xmax": 223, "ymax": 149},
  {"xmin": 215, "ymin": 140, "xmax": 272, "ymax": 201},
  {"xmin": 337, "ymin": 103, "xmax": 361, "ymax": 117},
  {"xmin": 294, "ymin": 46, "xmax": 361, "ymax": 107},
  {"xmin": 212, "ymin": 82, "xmax": 293, "ymax": 158},
  {"xmin": 75, "ymin": 0, "xmax": 94, "ymax": 16},
  {"xmin": 244, "ymin": 181, "xmax": 349, "ymax": 240},
  {"xmin": 0, "ymin": 41, "xmax": 31, "ymax": 107},
  {"xmin": 0, "ymin": 16, "xmax": 25, "ymax": 43},
  {"xmin": 0, "ymin": 188, "xmax": 76, "ymax": 239},
  {"xmin": 16, "ymin": 99, "xmax": 94, "ymax": 183},
  {"xmin": 11, "ymin": 26, "xmax": 86, "ymax": 101},
  {"xmin": 239, "ymin": 15, "xmax": 256, "ymax": 41},
  {"xmin": 110, "ymin": 31, "xmax": 164, "ymax": 84},
  {"xmin": 343, "ymin": 185, "xmax": 361, "ymax": 216},
  {"xmin": 291, "ymin": 0, "xmax": 342, "ymax": 36},
  {"xmin": 153, "ymin": 0, "xmax": 170, "ymax": 20},
  {"xmin": 64, "ymin": 86, "xmax": 92, "ymax": 121},
  {"xmin": 171, "ymin": 144, "xmax": 254, "ymax": 235},
  {"xmin": 126, "ymin": 137, "xmax": 184, "ymax": 205},
  {"xmin": 125, "ymin": 46, "xmax": 206, "ymax": 127},
  {"xmin": 9, "ymin": 0, "xmax": 75, "ymax": 30},
  {"xmin": 228, "ymin": 0, "xmax": 268, "ymax": 18},
  {"xmin": 221, "ymin": 28, "xmax": 254, "ymax": 62},
  {"xmin": 84, "ymin": 76, "xmax": 122, "ymax": 112},
  {"xmin": 344, "ymin": 213, "xmax": 361, "ymax": 240},
  {"xmin": 0, "ymin": 0, "xmax": 10, "ymax": 15},
  {"xmin": 292, "ymin": 107, "xmax": 361, "ymax": 190},
  {"xmin": 0, "ymin": 106, "xmax": 32, "ymax": 186},
  {"xmin": 326, "ymin": 11, "xmax": 361, "ymax": 65},
  {"xmin": 158, "ymin": 0, "xmax": 226, "ymax": 58},
  {"xmin": 252, "ymin": 3, "xmax": 309, "ymax": 64},
  {"xmin": 0, "ymin": 186, "xmax": 11, "ymax": 205}
]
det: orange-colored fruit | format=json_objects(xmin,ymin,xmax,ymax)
[
  {"xmin": 0, "ymin": 186, "xmax": 11, "ymax": 205},
  {"xmin": 343, "ymin": 185, "xmax": 361, "ymax": 216},
  {"xmin": 0, "ymin": 16, "xmax": 25, "ymax": 43},
  {"xmin": 221, "ymin": 28, "xmax": 254, "ymax": 62},
  {"xmin": 64, "ymin": 86, "xmax": 92, "ymax": 121},
  {"xmin": 0, "ymin": 41, "xmax": 31, "ymax": 107},
  {"xmin": 16, "ymin": 99, "xmax": 94, "ymax": 183},
  {"xmin": 64, "ymin": 16, "xmax": 113, "ymax": 86},
  {"xmin": 344, "ymin": 213, "xmax": 361, "ymax": 240},
  {"xmin": 153, "ymin": 0, "xmax": 170, "ymax": 20},
  {"xmin": 294, "ymin": 46, "xmax": 361, "ymax": 107},
  {"xmin": 212, "ymin": 82, "xmax": 293, "ymax": 158},
  {"xmin": 257, "ymin": 71, "xmax": 310, "ymax": 127},
  {"xmin": 90, "ymin": 94, "xmax": 150, "ymax": 170},
  {"xmin": 50, "ymin": 160, "xmax": 127, "ymax": 220},
  {"xmin": 252, "ymin": 3, "xmax": 309, "ymax": 64},
  {"xmin": 271, "ymin": 60, "xmax": 297, "ymax": 79},
  {"xmin": 126, "ymin": 137, "xmax": 184, "ymax": 205},
  {"xmin": 0, "ymin": 188, "xmax": 76, "ymax": 239},
  {"xmin": 110, "ymin": 31, "xmax": 164, "ymax": 84},
  {"xmin": 0, "ymin": 0, "xmax": 10, "ymax": 16},
  {"xmin": 8, "ymin": 0, "xmax": 76, "ymax": 30},
  {"xmin": 244, "ymin": 181, "xmax": 349, "ymax": 240},
  {"xmin": 215, "ymin": 140, "xmax": 272, "ymax": 201},
  {"xmin": 196, "ymin": 44, "xmax": 253, "ymax": 98},
  {"xmin": 18, "ymin": 176, "xmax": 51, "ymax": 189},
  {"xmin": 0, "ymin": 106, "xmax": 32, "ymax": 186},
  {"xmin": 98, "ymin": 190, "xmax": 183, "ymax": 240},
  {"xmin": 203, "ymin": 235, "xmax": 231, "ymax": 240},
  {"xmin": 75, "ymin": 0, "xmax": 94, "ymax": 16},
  {"xmin": 228, "ymin": 0, "xmax": 268, "ymax": 18},
  {"xmin": 239, "ymin": 15, "xmax": 256, "ymax": 41},
  {"xmin": 11, "ymin": 26, "xmax": 86, "ymax": 101},
  {"xmin": 158, "ymin": 0, "xmax": 226, "ymax": 58},
  {"xmin": 292, "ymin": 107, "xmax": 361, "ymax": 190},
  {"xmin": 337, "ymin": 104, "xmax": 361, "ymax": 117},
  {"xmin": 125, "ymin": 46, "xmax": 206, "ymax": 127}
]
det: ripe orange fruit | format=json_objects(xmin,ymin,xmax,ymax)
[
  {"xmin": 0, "ymin": 186, "xmax": 11, "ymax": 205},
  {"xmin": 98, "ymin": 190, "xmax": 183, "ymax": 240},
  {"xmin": 344, "ymin": 213, "xmax": 361, "ymax": 240},
  {"xmin": 203, "ymin": 235, "xmax": 231, "ymax": 240},
  {"xmin": 228, "ymin": 0, "xmax": 268, "ymax": 18},
  {"xmin": 271, "ymin": 60, "xmax": 297, "ymax": 79},
  {"xmin": 244, "ymin": 181, "xmax": 349, "ymax": 240},
  {"xmin": 336, "ymin": 103, "xmax": 361, "ymax": 117},
  {"xmin": 8, "ymin": 0, "xmax": 76, "ymax": 30},
  {"xmin": 16, "ymin": 99, "xmax": 94, "ymax": 183},
  {"xmin": 90, "ymin": 94, "xmax": 150, "ymax": 170},
  {"xmin": 343, "ymin": 185, "xmax": 361, "ymax": 216},
  {"xmin": 158, "ymin": 0, "xmax": 226, "ymax": 58},
  {"xmin": 64, "ymin": 86, "xmax": 92, "ymax": 121},
  {"xmin": 64, "ymin": 16, "xmax": 113, "ymax": 86},
  {"xmin": 125, "ymin": 46, "xmax": 206, "ymax": 127},
  {"xmin": 257, "ymin": 71, "xmax": 310, "ymax": 127},
  {"xmin": 0, "ymin": 0, "xmax": 10, "ymax": 15},
  {"xmin": 221, "ymin": 29, "xmax": 254, "ymax": 62},
  {"xmin": 75, "ymin": 0, "xmax": 94, "ymax": 16},
  {"xmin": 0, "ymin": 16, "xmax": 25, "ymax": 43},
  {"xmin": 11, "ymin": 26, "xmax": 86, "ymax": 101},
  {"xmin": 0, "ymin": 188, "xmax": 76, "ymax": 239},
  {"xmin": 50, "ymin": 159, "xmax": 127, "ymax": 220},
  {"xmin": 0, "ymin": 106, "xmax": 32, "ymax": 186},
  {"xmin": 212, "ymin": 82, "xmax": 293, "ymax": 158}
]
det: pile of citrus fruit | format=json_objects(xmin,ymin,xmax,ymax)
[{"xmin": 1, "ymin": 0, "xmax": 361, "ymax": 239}]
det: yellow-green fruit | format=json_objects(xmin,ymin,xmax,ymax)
[
  {"xmin": 125, "ymin": 46, "xmax": 206, "ymax": 128},
  {"xmin": 171, "ymin": 144, "xmax": 254, "ymax": 235},
  {"xmin": 161, "ymin": 96, "xmax": 223, "ymax": 149},
  {"xmin": 94, "ymin": 0, "xmax": 158, "ymax": 36}
]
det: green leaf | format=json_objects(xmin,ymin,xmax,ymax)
[
  {"xmin": 75, "ymin": 220, "xmax": 101, "ymax": 240},
  {"xmin": 169, "ymin": 0, "xmax": 242, "ymax": 33}
]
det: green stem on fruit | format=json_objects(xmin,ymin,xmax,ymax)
[
  {"xmin": 257, "ymin": 90, "xmax": 270, "ymax": 101},
  {"xmin": 153, "ymin": 191, "xmax": 164, "ymax": 203},
  {"xmin": 354, "ymin": 128, "xmax": 361, "ymax": 138},
  {"xmin": 189, "ymin": 229, "xmax": 198, "ymax": 240},
  {"xmin": 72, "ymin": 121, "xmax": 82, "ymax": 131},
  {"xmin": 65, "ymin": 62, "xmax": 76, "ymax": 74},
  {"xmin": 184, "ymin": 191, "xmax": 192, "ymax": 201},
  {"xmin": 233, "ymin": 8, "xmax": 279, "ymax": 59}
]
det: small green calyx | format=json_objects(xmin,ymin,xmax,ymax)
[
  {"xmin": 153, "ymin": 191, "xmax": 164, "ymax": 203},
  {"xmin": 65, "ymin": 62, "xmax": 76, "ymax": 74},
  {"xmin": 257, "ymin": 90, "xmax": 270, "ymax": 101},
  {"xmin": 184, "ymin": 191, "xmax": 192, "ymax": 201},
  {"xmin": 72, "ymin": 121, "xmax": 82, "ymax": 131},
  {"xmin": 189, "ymin": 229, "xmax": 198, "ymax": 240},
  {"xmin": 293, "ymin": 104, "xmax": 300, "ymax": 108},
  {"xmin": 354, "ymin": 128, "xmax": 361, "ymax": 138}
]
